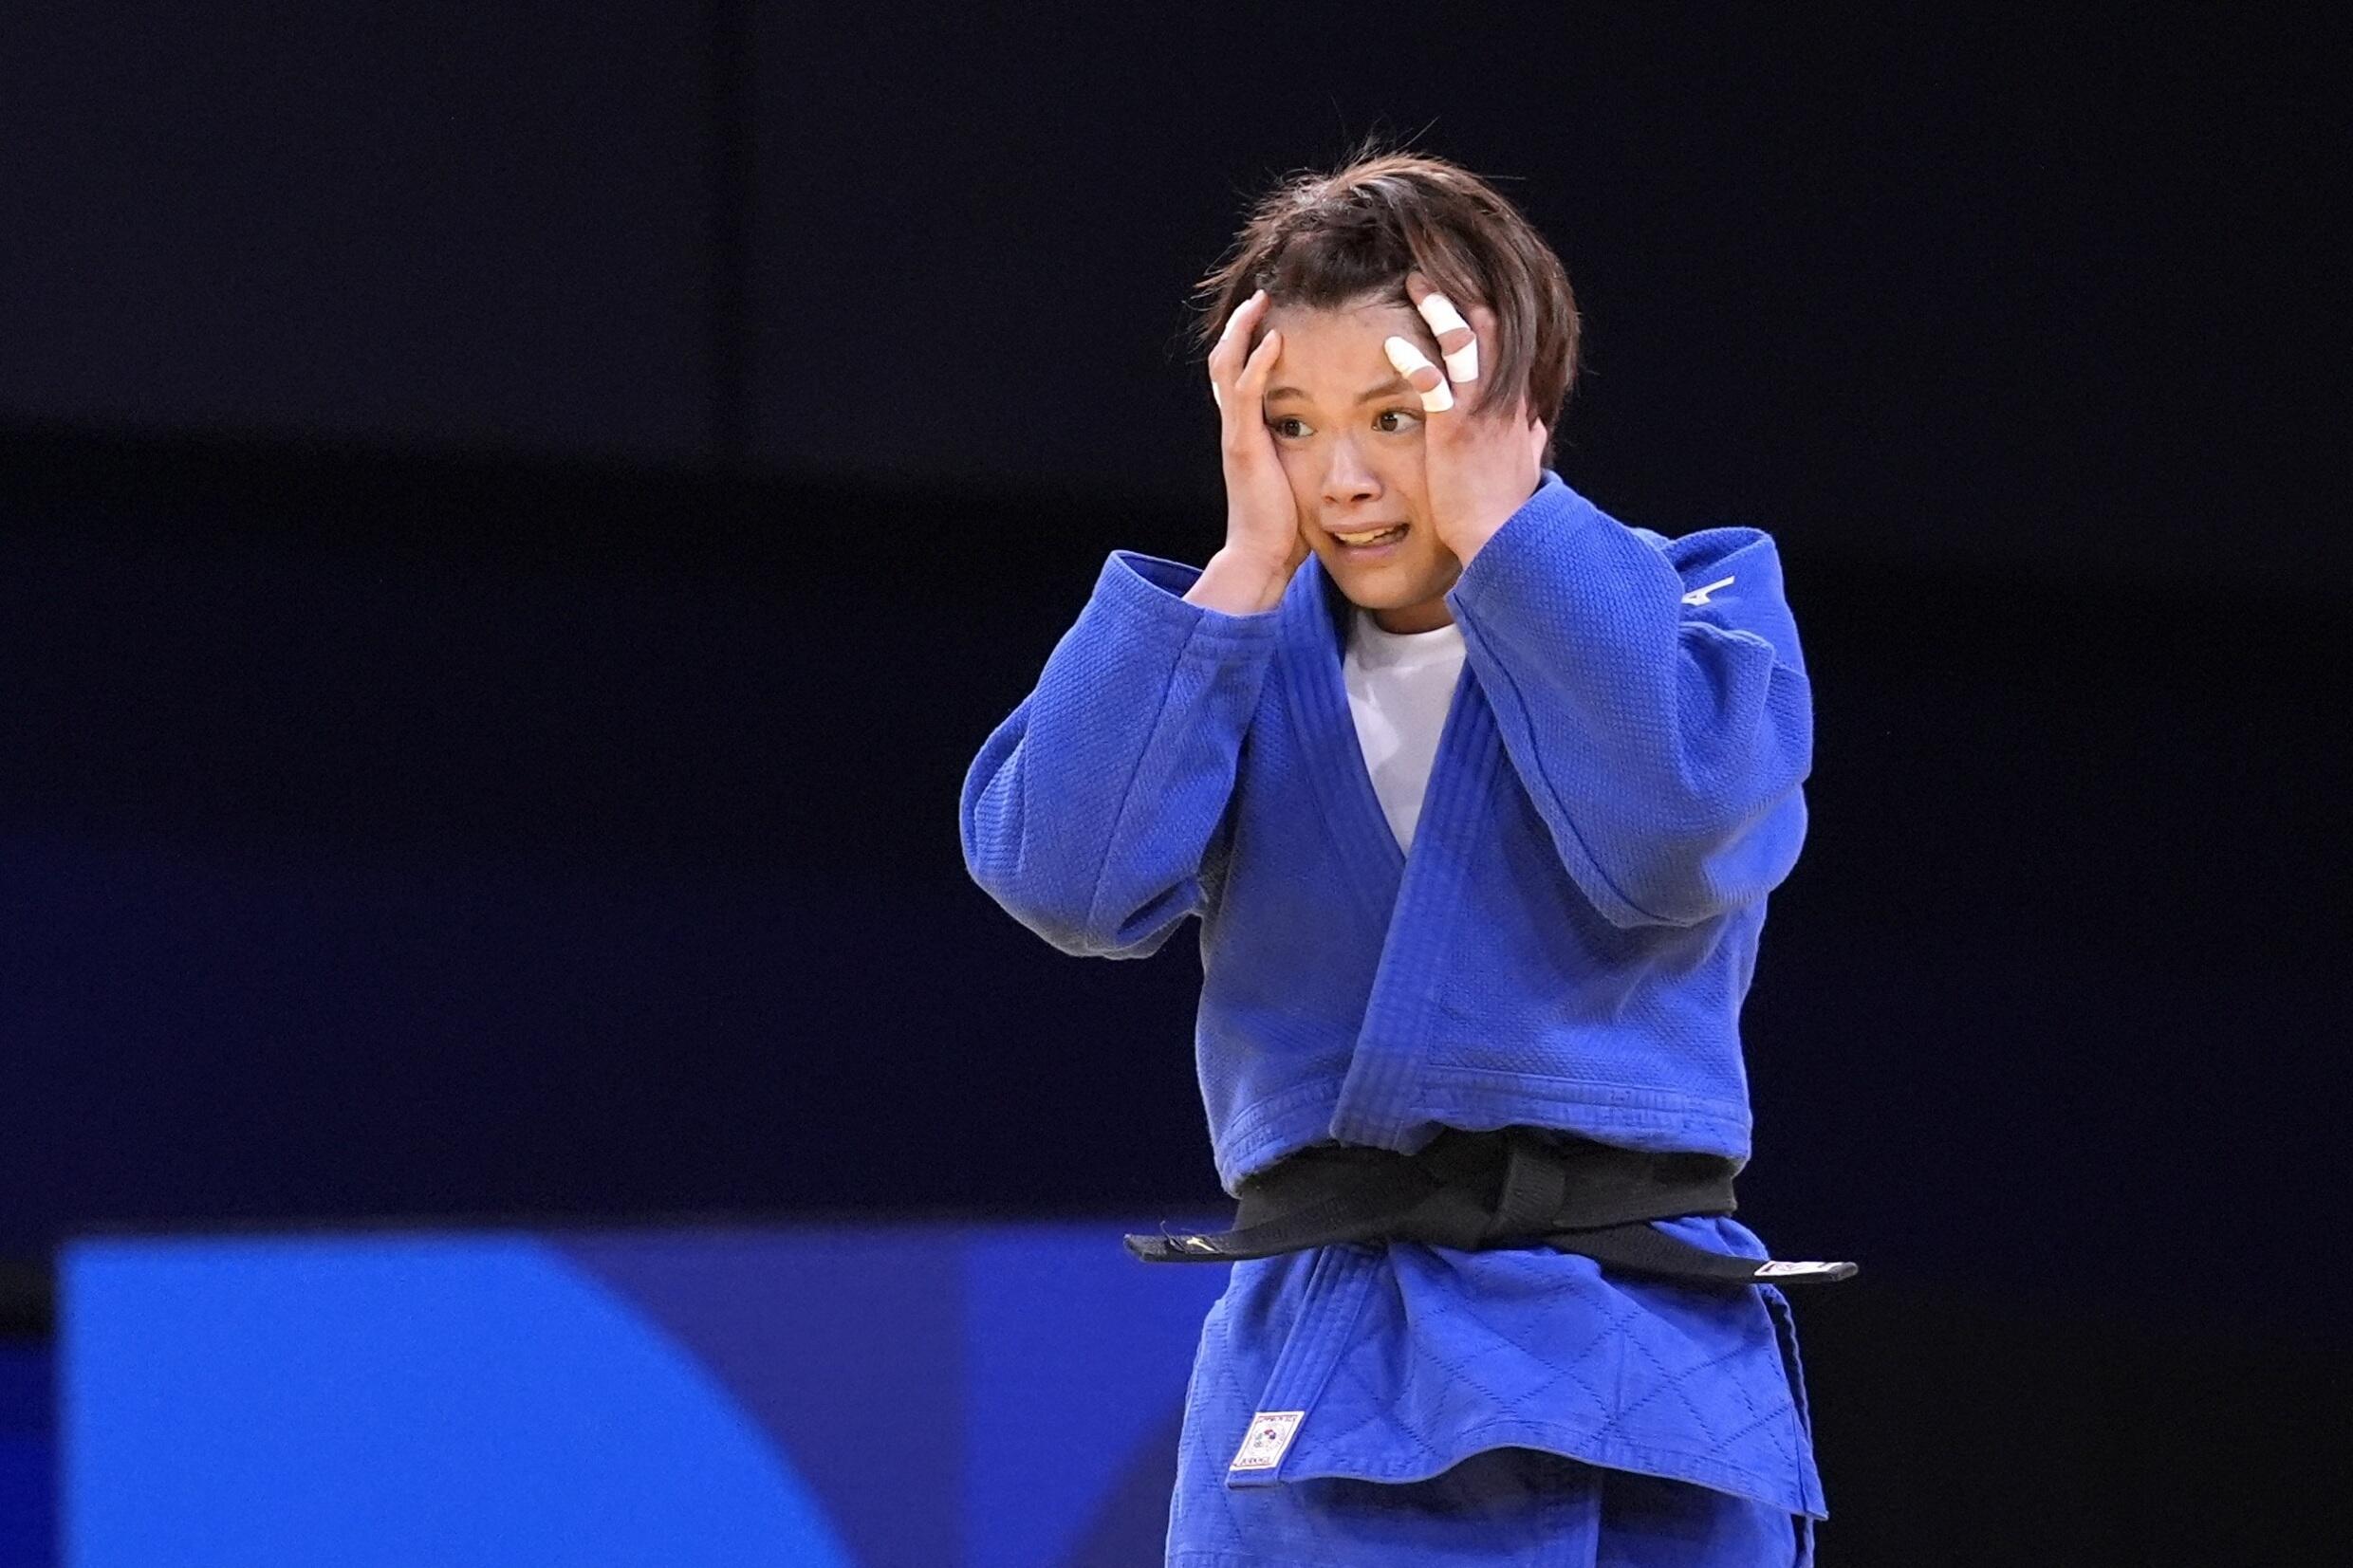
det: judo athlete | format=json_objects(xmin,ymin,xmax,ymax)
[{"xmin": 959, "ymin": 151, "xmax": 1854, "ymax": 1567}]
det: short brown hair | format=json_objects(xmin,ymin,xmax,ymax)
[{"xmin": 1191, "ymin": 144, "xmax": 1581, "ymax": 468}]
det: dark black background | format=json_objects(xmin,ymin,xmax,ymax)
[{"xmin": 2, "ymin": 6, "xmax": 2341, "ymax": 1561}]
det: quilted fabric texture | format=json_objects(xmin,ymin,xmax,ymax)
[
  {"xmin": 1168, "ymin": 1246, "xmax": 1820, "ymax": 1563},
  {"xmin": 959, "ymin": 471, "xmax": 1825, "ymax": 1530},
  {"xmin": 1170, "ymin": 1431, "xmax": 1810, "ymax": 1568},
  {"xmin": 960, "ymin": 470, "xmax": 1812, "ymax": 1195},
  {"xmin": 1191, "ymin": 1221, "xmax": 1823, "ymax": 1514}
]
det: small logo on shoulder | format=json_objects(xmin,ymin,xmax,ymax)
[
  {"xmin": 1681, "ymin": 575, "xmax": 1736, "ymax": 606},
  {"xmin": 1230, "ymin": 1411, "xmax": 1306, "ymax": 1473}
]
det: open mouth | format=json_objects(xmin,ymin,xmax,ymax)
[{"xmin": 1331, "ymin": 524, "xmax": 1408, "ymax": 551}]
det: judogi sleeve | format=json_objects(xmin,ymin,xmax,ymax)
[
  {"xmin": 959, "ymin": 551, "xmax": 1281, "ymax": 958},
  {"xmin": 1447, "ymin": 482, "xmax": 1813, "ymax": 931}
]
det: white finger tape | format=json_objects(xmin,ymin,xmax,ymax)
[
  {"xmin": 1417, "ymin": 291, "xmax": 1470, "ymax": 335},
  {"xmin": 1418, "ymin": 293, "xmax": 1479, "ymax": 382},
  {"xmin": 1383, "ymin": 336, "xmax": 1454, "ymax": 412}
]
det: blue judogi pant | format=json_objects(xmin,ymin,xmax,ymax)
[{"xmin": 1169, "ymin": 1441, "xmax": 1810, "ymax": 1567}]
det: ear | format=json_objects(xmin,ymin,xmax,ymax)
[{"xmin": 1528, "ymin": 417, "xmax": 1549, "ymax": 469}]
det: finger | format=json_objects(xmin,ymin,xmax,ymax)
[
  {"xmin": 1221, "ymin": 330, "xmax": 1281, "ymax": 448},
  {"xmin": 1216, "ymin": 286, "xmax": 1261, "ymax": 342},
  {"xmin": 1460, "ymin": 303, "xmax": 1508, "ymax": 413},
  {"xmin": 1209, "ymin": 290, "xmax": 1269, "ymax": 410},
  {"xmin": 1238, "ymin": 325, "xmax": 1283, "ymax": 398},
  {"xmin": 1211, "ymin": 288, "xmax": 1266, "ymax": 371},
  {"xmin": 1405, "ymin": 271, "xmax": 1478, "ymax": 385},
  {"xmin": 1382, "ymin": 336, "xmax": 1453, "ymax": 413},
  {"xmin": 1416, "ymin": 293, "xmax": 1478, "ymax": 385}
]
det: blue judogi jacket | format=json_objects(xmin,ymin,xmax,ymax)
[{"xmin": 959, "ymin": 470, "xmax": 1825, "ymax": 1520}]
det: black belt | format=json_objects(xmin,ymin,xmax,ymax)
[{"xmin": 1125, "ymin": 1128, "xmax": 1857, "ymax": 1288}]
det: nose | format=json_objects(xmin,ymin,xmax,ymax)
[{"xmin": 1320, "ymin": 436, "xmax": 1382, "ymax": 508}]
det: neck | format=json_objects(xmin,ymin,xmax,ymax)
[{"xmin": 1370, "ymin": 599, "xmax": 1455, "ymax": 634}]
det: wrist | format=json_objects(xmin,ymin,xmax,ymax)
[
  {"xmin": 1184, "ymin": 547, "xmax": 1290, "ymax": 616},
  {"xmin": 1448, "ymin": 471, "xmax": 1545, "ymax": 567},
  {"xmin": 1448, "ymin": 517, "xmax": 1506, "ymax": 567}
]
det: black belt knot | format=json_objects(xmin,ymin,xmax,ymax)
[{"xmin": 1125, "ymin": 1128, "xmax": 1856, "ymax": 1289}]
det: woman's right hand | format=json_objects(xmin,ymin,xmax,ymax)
[{"xmin": 1186, "ymin": 288, "xmax": 1308, "ymax": 615}]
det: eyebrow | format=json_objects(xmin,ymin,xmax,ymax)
[{"xmin": 1263, "ymin": 376, "xmax": 1414, "ymax": 405}]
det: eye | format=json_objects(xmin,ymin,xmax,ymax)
[
  {"xmin": 1373, "ymin": 408, "xmax": 1422, "ymax": 434},
  {"xmin": 1269, "ymin": 416, "xmax": 1311, "ymax": 440}
]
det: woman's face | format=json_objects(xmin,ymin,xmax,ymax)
[{"xmin": 1258, "ymin": 296, "xmax": 1459, "ymax": 634}]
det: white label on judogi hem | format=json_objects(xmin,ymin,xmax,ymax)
[
  {"xmin": 1755, "ymin": 1261, "xmax": 1835, "ymax": 1278},
  {"xmin": 1230, "ymin": 1411, "xmax": 1306, "ymax": 1472}
]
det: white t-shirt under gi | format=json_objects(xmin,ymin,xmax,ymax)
[{"xmin": 1342, "ymin": 607, "xmax": 1470, "ymax": 855}]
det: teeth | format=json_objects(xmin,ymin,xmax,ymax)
[{"xmin": 1335, "ymin": 525, "xmax": 1405, "ymax": 545}]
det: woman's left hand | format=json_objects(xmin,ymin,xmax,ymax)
[{"xmin": 1385, "ymin": 271, "xmax": 1548, "ymax": 567}]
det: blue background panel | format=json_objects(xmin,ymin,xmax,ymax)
[{"xmin": 63, "ymin": 1222, "xmax": 1229, "ymax": 1568}]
